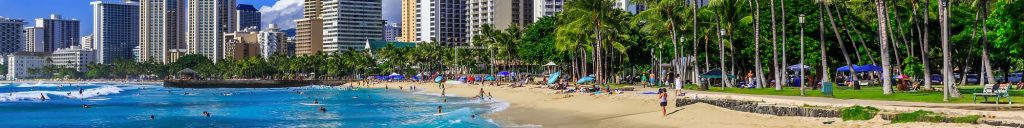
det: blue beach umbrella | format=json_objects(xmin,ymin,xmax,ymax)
[
  {"xmin": 577, "ymin": 75, "xmax": 595, "ymax": 84},
  {"xmin": 498, "ymin": 71, "xmax": 511, "ymax": 77},
  {"xmin": 485, "ymin": 75, "xmax": 496, "ymax": 81},
  {"xmin": 434, "ymin": 75, "xmax": 444, "ymax": 83},
  {"xmin": 547, "ymin": 72, "xmax": 561, "ymax": 85}
]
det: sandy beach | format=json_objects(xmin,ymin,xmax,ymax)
[{"xmin": 367, "ymin": 82, "xmax": 998, "ymax": 128}]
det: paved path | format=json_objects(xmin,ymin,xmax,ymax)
[{"xmin": 669, "ymin": 89, "xmax": 1024, "ymax": 122}]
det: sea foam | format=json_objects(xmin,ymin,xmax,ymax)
[{"xmin": 0, "ymin": 86, "xmax": 125, "ymax": 102}]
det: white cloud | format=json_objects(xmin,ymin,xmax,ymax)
[{"xmin": 259, "ymin": 0, "xmax": 303, "ymax": 29}]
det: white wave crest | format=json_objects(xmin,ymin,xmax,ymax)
[{"xmin": 0, "ymin": 86, "xmax": 125, "ymax": 102}]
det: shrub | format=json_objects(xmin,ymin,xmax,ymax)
[
  {"xmin": 841, "ymin": 105, "xmax": 880, "ymax": 121},
  {"xmin": 891, "ymin": 110, "xmax": 981, "ymax": 124}
]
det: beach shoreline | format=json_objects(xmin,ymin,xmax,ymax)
[{"xmin": 367, "ymin": 81, "xmax": 1002, "ymax": 128}]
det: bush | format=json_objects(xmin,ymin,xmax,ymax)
[
  {"xmin": 891, "ymin": 110, "xmax": 981, "ymax": 124},
  {"xmin": 841, "ymin": 105, "xmax": 880, "ymax": 121},
  {"xmin": 891, "ymin": 110, "xmax": 944, "ymax": 123}
]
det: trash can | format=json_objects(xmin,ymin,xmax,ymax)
[{"xmin": 821, "ymin": 82, "xmax": 833, "ymax": 97}]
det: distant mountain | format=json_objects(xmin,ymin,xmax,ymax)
[{"xmin": 282, "ymin": 28, "xmax": 296, "ymax": 37}]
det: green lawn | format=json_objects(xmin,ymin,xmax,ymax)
[{"xmin": 682, "ymin": 85, "xmax": 1024, "ymax": 104}]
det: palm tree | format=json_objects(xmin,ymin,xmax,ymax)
[
  {"xmin": 822, "ymin": 0, "xmax": 860, "ymax": 90},
  {"xmin": 743, "ymin": 0, "xmax": 765, "ymax": 88},
  {"xmin": 874, "ymin": 0, "xmax": 894, "ymax": 95},
  {"xmin": 559, "ymin": 0, "xmax": 625, "ymax": 85},
  {"xmin": 920, "ymin": 0, "xmax": 932, "ymax": 89},
  {"xmin": 818, "ymin": 2, "xmax": 831, "ymax": 84},
  {"xmin": 633, "ymin": 0, "xmax": 687, "ymax": 85}
]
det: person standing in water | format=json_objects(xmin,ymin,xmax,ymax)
[{"xmin": 437, "ymin": 106, "xmax": 442, "ymax": 114}]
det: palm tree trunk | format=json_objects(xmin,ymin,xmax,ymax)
[
  {"xmin": 921, "ymin": 0, "xmax": 932, "ymax": 89},
  {"xmin": 825, "ymin": 3, "xmax": 859, "ymax": 90},
  {"xmin": 780, "ymin": 0, "xmax": 788, "ymax": 89},
  {"xmin": 749, "ymin": 0, "xmax": 766, "ymax": 88},
  {"xmin": 693, "ymin": 0, "xmax": 701, "ymax": 86},
  {"xmin": 875, "ymin": 0, "xmax": 894, "ymax": 95},
  {"xmin": 980, "ymin": 0, "xmax": 995, "ymax": 84},
  {"xmin": 770, "ymin": 0, "xmax": 781, "ymax": 90},
  {"xmin": 818, "ymin": 3, "xmax": 831, "ymax": 84}
]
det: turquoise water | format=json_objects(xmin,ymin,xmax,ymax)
[{"xmin": 0, "ymin": 83, "xmax": 504, "ymax": 127}]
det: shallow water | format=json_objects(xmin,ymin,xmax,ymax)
[{"xmin": 0, "ymin": 83, "xmax": 502, "ymax": 127}]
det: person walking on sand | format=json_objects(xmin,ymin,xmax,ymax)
[{"xmin": 658, "ymin": 88, "xmax": 668, "ymax": 116}]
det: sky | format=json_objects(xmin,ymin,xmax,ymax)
[{"xmin": 0, "ymin": 0, "xmax": 401, "ymax": 36}]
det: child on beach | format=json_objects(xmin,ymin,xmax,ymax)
[{"xmin": 658, "ymin": 88, "xmax": 668, "ymax": 116}]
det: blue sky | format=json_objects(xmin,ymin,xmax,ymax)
[{"xmin": 0, "ymin": 0, "xmax": 401, "ymax": 36}]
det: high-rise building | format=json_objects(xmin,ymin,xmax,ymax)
[
  {"xmin": 294, "ymin": 0, "xmax": 323, "ymax": 56},
  {"xmin": 383, "ymin": 22, "xmax": 399, "ymax": 41},
  {"xmin": 222, "ymin": 29, "xmax": 259, "ymax": 59},
  {"xmin": 613, "ymin": 0, "xmax": 645, "ymax": 14},
  {"xmin": 322, "ymin": 0, "xmax": 383, "ymax": 52},
  {"xmin": 467, "ymin": 0, "xmax": 533, "ymax": 45},
  {"xmin": 139, "ymin": 0, "xmax": 186, "ymax": 64},
  {"xmin": 236, "ymin": 4, "xmax": 261, "ymax": 31},
  {"xmin": 23, "ymin": 27, "xmax": 43, "ymax": 52},
  {"xmin": 35, "ymin": 14, "xmax": 80, "ymax": 52},
  {"xmin": 0, "ymin": 17, "xmax": 24, "ymax": 55},
  {"xmin": 92, "ymin": 1, "xmax": 140, "ymax": 64},
  {"xmin": 51, "ymin": 46, "xmax": 95, "ymax": 71},
  {"xmin": 80, "ymin": 34, "xmax": 93, "ymax": 49},
  {"xmin": 533, "ymin": 0, "xmax": 563, "ymax": 21},
  {"xmin": 258, "ymin": 24, "xmax": 288, "ymax": 58},
  {"xmin": 412, "ymin": 0, "xmax": 468, "ymax": 45},
  {"xmin": 188, "ymin": 0, "xmax": 236, "ymax": 63},
  {"xmin": 399, "ymin": 0, "xmax": 416, "ymax": 42}
]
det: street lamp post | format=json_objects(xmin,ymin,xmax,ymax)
[
  {"xmin": 799, "ymin": 14, "xmax": 806, "ymax": 96},
  {"xmin": 719, "ymin": 29, "xmax": 727, "ymax": 90}
]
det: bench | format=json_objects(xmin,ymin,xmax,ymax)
[{"xmin": 973, "ymin": 84, "xmax": 1013, "ymax": 104}]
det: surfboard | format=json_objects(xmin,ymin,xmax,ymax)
[
  {"xmin": 87, "ymin": 98, "xmax": 111, "ymax": 101},
  {"xmin": 299, "ymin": 102, "xmax": 323, "ymax": 105}
]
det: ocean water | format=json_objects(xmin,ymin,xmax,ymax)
[{"xmin": 0, "ymin": 82, "xmax": 504, "ymax": 127}]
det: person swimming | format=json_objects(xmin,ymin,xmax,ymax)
[
  {"xmin": 318, "ymin": 106, "xmax": 327, "ymax": 112},
  {"xmin": 82, "ymin": 104, "xmax": 90, "ymax": 108},
  {"xmin": 203, "ymin": 111, "xmax": 211, "ymax": 117},
  {"xmin": 150, "ymin": 115, "xmax": 155, "ymax": 120}
]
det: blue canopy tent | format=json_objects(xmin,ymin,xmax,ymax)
[
  {"xmin": 836, "ymin": 65, "xmax": 883, "ymax": 72},
  {"xmin": 387, "ymin": 73, "xmax": 404, "ymax": 80}
]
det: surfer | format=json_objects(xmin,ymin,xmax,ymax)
[
  {"xmin": 437, "ymin": 106, "xmax": 442, "ymax": 114},
  {"xmin": 352, "ymin": 96, "xmax": 359, "ymax": 99},
  {"xmin": 313, "ymin": 99, "xmax": 319, "ymax": 104},
  {"xmin": 82, "ymin": 104, "xmax": 90, "ymax": 108},
  {"xmin": 150, "ymin": 115, "xmax": 155, "ymax": 120},
  {"xmin": 39, "ymin": 93, "xmax": 45, "ymax": 101},
  {"xmin": 79, "ymin": 88, "xmax": 84, "ymax": 95}
]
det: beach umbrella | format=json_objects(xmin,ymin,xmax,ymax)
[
  {"xmin": 485, "ymin": 75, "xmax": 496, "ymax": 81},
  {"xmin": 498, "ymin": 71, "xmax": 511, "ymax": 77},
  {"xmin": 543, "ymin": 62, "xmax": 557, "ymax": 66},
  {"xmin": 896, "ymin": 74, "xmax": 910, "ymax": 80},
  {"xmin": 434, "ymin": 75, "xmax": 444, "ymax": 83},
  {"xmin": 577, "ymin": 75, "xmax": 596, "ymax": 84},
  {"xmin": 787, "ymin": 64, "xmax": 811, "ymax": 71},
  {"xmin": 700, "ymin": 69, "xmax": 736, "ymax": 79},
  {"xmin": 547, "ymin": 72, "xmax": 561, "ymax": 85}
]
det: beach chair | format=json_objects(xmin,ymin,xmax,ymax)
[{"xmin": 973, "ymin": 84, "xmax": 1013, "ymax": 104}]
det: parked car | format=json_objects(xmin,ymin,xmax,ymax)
[
  {"xmin": 966, "ymin": 74, "xmax": 980, "ymax": 84},
  {"xmin": 930, "ymin": 74, "xmax": 943, "ymax": 84},
  {"xmin": 1009, "ymin": 73, "xmax": 1024, "ymax": 83}
]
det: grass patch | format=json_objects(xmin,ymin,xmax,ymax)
[
  {"xmin": 841, "ymin": 105, "xmax": 880, "ymax": 121},
  {"xmin": 891, "ymin": 110, "xmax": 981, "ymax": 124},
  {"xmin": 681, "ymin": 85, "xmax": 1024, "ymax": 103}
]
